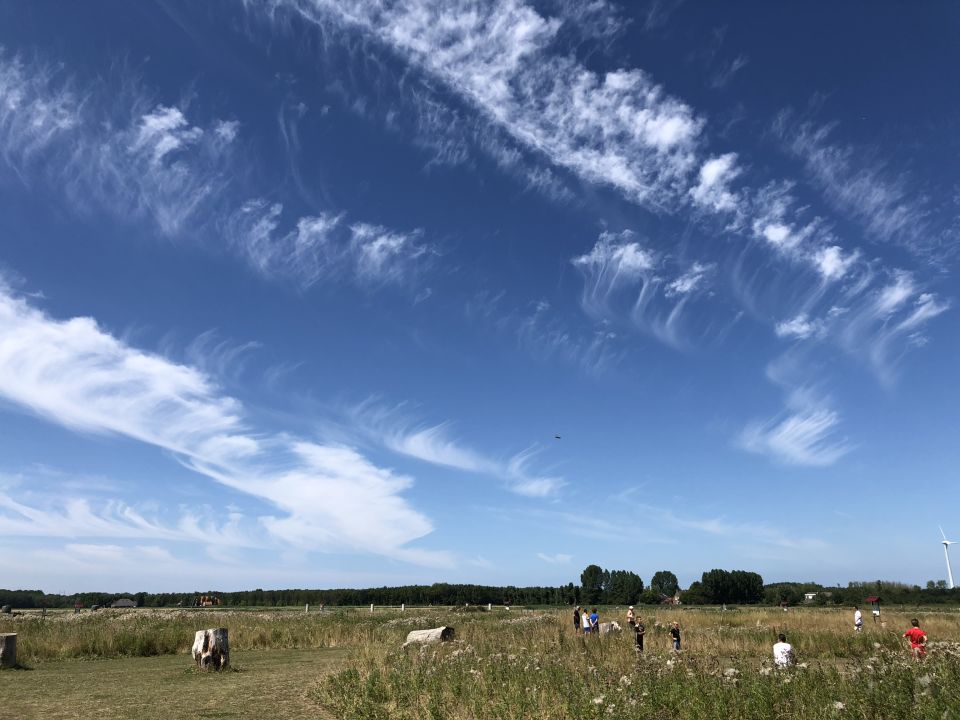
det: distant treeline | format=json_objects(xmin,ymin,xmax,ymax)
[
  {"xmin": 3, "ymin": 573, "xmax": 960, "ymax": 610},
  {"xmin": 0, "ymin": 583, "xmax": 578, "ymax": 610}
]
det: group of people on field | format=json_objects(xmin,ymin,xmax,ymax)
[
  {"xmin": 572, "ymin": 604, "xmax": 930, "ymax": 665},
  {"xmin": 572, "ymin": 605, "xmax": 680, "ymax": 652},
  {"xmin": 573, "ymin": 605, "xmax": 599, "ymax": 634},
  {"xmin": 855, "ymin": 606, "xmax": 928, "ymax": 660}
]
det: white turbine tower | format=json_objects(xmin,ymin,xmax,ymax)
[{"xmin": 940, "ymin": 527, "xmax": 956, "ymax": 589}]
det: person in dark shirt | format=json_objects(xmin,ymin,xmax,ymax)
[
  {"xmin": 573, "ymin": 606, "xmax": 581, "ymax": 633},
  {"xmin": 633, "ymin": 616, "xmax": 645, "ymax": 651},
  {"xmin": 670, "ymin": 621, "xmax": 681, "ymax": 651}
]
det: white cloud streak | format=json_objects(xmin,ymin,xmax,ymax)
[
  {"xmin": 774, "ymin": 115, "xmax": 954, "ymax": 258},
  {"xmin": 347, "ymin": 400, "xmax": 566, "ymax": 498},
  {"xmin": 741, "ymin": 406, "xmax": 850, "ymax": 467},
  {"xmin": 267, "ymin": 0, "xmax": 705, "ymax": 208},
  {"xmin": 0, "ymin": 50, "xmax": 238, "ymax": 237},
  {"xmin": 0, "ymin": 492, "xmax": 260, "ymax": 548},
  {"xmin": 1, "ymin": 51, "xmax": 428, "ymax": 294},
  {"xmin": 225, "ymin": 200, "xmax": 430, "ymax": 288},
  {"xmin": 0, "ymin": 286, "xmax": 448, "ymax": 566},
  {"xmin": 572, "ymin": 231, "xmax": 717, "ymax": 348}
]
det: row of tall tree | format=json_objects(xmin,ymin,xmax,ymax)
[
  {"xmin": 579, "ymin": 565, "xmax": 680, "ymax": 606},
  {"xmin": 681, "ymin": 569, "xmax": 765, "ymax": 604}
]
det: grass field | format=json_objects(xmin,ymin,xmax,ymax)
[
  {"xmin": 0, "ymin": 648, "xmax": 349, "ymax": 720},
  {"xmin": 2, "ymin": 606, "xmax": 960, "ymax": 719}
]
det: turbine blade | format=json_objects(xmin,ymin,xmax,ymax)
[{"xmin": 941, "ymin": 526, "xmax": 948, "ymax": 541}]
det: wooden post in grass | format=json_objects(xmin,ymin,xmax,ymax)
[
  {"xmin": 192, "ymin": 628, "xmax": 229, "ymax": 671},
  {"xmin": 0, "ymin": 633, "xmax": 16, "ymax": 668}
]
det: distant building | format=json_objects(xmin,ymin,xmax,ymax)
[
  {"xmin": 803, "ymin": 592, "xmax": 818, "ymax": 602},
  {"xmin": 111, "ymin": 598, "xmax": 136, "ymax": 608}
]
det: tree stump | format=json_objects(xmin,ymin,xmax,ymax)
[
  {"xmin": 192, "ymin": 628, "xmax": 229, "ymax": 671},
  {"xmin": 0, "ymin": 633, "xmax": 16, "ymax": 669},
  {"xmin": 403, "ymin": 626, "xmax": 455, "ymax": 647}
]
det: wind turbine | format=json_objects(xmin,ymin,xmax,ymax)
[{"xmin": 940, "ymin": 527, "xmax": 956, "ymax": 589}]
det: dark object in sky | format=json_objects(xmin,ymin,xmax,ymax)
[{"xmin": 554, "ymin": 435, "xmax": 561, "ymax": 439}]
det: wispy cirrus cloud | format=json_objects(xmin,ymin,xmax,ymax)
[
  {"xmin": 0, "ymin": 51, "xmax": 238, "ymax": 236},
  {"xmin": 345, "ymin": 400, "xmax": 566, "ymax": 498},
  {"xmin": 0, "ymin": 50, "xmax": 431, "ymax": 294},
  {"xmin": 773, "ymin": 113, "xmax": 956, "ymax": 260},
  {"xmin": 536, "ymin": 552, "xmax": 572, "ymax": 564},
  {"xmin": 263, "ymin": 0, "xmax": 705, "ymax": 208},
  {"xmin": 0, "ymin": 49, "xmax": 80, "ymax": 176},
  {"xmin": 0, "ymin": 491, "xmax": 261, "ymax": 548},
  {"xmin": 225, "ymin": 200, "xmax": 431, "ymax": 288},
  {"xmin": 740, "ymin": 403, "xmax": 851, "ymax": 467},
  {"xmin": 0, "ymin": 283, "xmax": 448, "ymax": 566},
  {"xmin": 572, "ymin": 230, "xmax": 720, "ymax": 348}
]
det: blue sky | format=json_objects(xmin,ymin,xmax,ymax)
[{"xmin": 1, "ymin": 0, "xmax": 958, "ymax": 593}]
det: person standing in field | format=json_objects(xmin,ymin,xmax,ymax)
[
  {"xmin": 633, "ymin": 616, "xmax": 645, "ymax": 652},
  {"xmin": 590, "ymin": 607, "xmax": 600, "ymax": 633},
  {"xmin": 670, "ymin": 621, "xmax": 681, "ymax": 651},
  {"xmin": 581, "ymin": 605, "xmax": 592, "ymax": 635},
  {"xmin": 773, "ymin": 633, "xmax": 794, "ymax": 668},
  {"xmin": 903, "ymin": 618, "xmax": 927, "ymax": 660},
  {"xmin": 573, "ymin": 606, "xmax": 581, "ymax": 633},
  {"xmin": 626, "ymin": 605, "xmax": 636, "ymax": 626},
  {"xmin": 854, "ymin": 606, "xmax": 863, "ymax": 633}
]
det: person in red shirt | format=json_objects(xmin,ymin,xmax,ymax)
[{"xmin": 903, "ymin": 618, "xmax": 927, "ymax": 660}]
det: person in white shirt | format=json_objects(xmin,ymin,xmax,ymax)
[
  {"xmin": 854, "ymin": 606, "xmax": 863, "ymax": 633},
  {"xmin": 773, "ymin": 633, "xmax": 794, "ymax": 668}
]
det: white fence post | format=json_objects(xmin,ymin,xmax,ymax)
[
  {"xmin": 487, "ymin": 603, "xmax": 492, "ymax": 611},
  {"xmin": 305, "ymin": 603, "xmax": 309, "ymax": 613},
  {"xmin": 401, "ymin": 603, "xmax": 405, "ymax": 612},
  {"xmin": 370, "ymin": 603, "xmax": 374, "ymax": 613}
]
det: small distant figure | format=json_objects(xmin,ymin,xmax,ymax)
[
  {"xmin": 319, "ymin": 603, "xmax": 325, "ymax": 612},
  {"xmin": 854, "ymin": 606, "xmax": 863, "ymax": 633},
  {"xmin": 573, "ymin": 605, "xmax": 581, "ymax": 633},
  {"xmin": 74, "ymin": 601, "xmax": 82, "ymax": 615},
  {"xmin": 903, "ymin": 618, "xmax": 927, "ymax": 661},
  {"xmin": 633, "ymin": 616, "xmax": 645, "ymax": 652},
  {"xmin": 773, "ymin": 633, "xmax": 794, "ymax": 668},
  {"xmin": 581, "ymin": 606, "xmax": 592, "ymax": 635},
  {"xmin": 872, "ymin": 607, "xmax": 881, "ymax": 623},
  {"xmin": 590, "ymin": 607, "xmax": 600, "ymax": 633},
  {"xmin": 670, "ymin": 621, "xmax": 681, "ymax": 651},
  {"xmin": 626, "ymin": 605, "xmax": 636, "ymax": 626}
]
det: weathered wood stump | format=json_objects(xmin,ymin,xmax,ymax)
[
  {"xmin": 0, "ymin": 633, "xmax": 16, "ymax": 669},
  {"xmin": 192, "ymin": 628, "xmax": 229, "ymax": 671},
  {"xmin": 403, "ymin": 626, "xmax": 455, "ymax": 647}
]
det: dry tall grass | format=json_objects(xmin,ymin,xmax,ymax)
[{"xmin": 4, "ymin": 605, "xmax": 960, "ymax": 718}]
